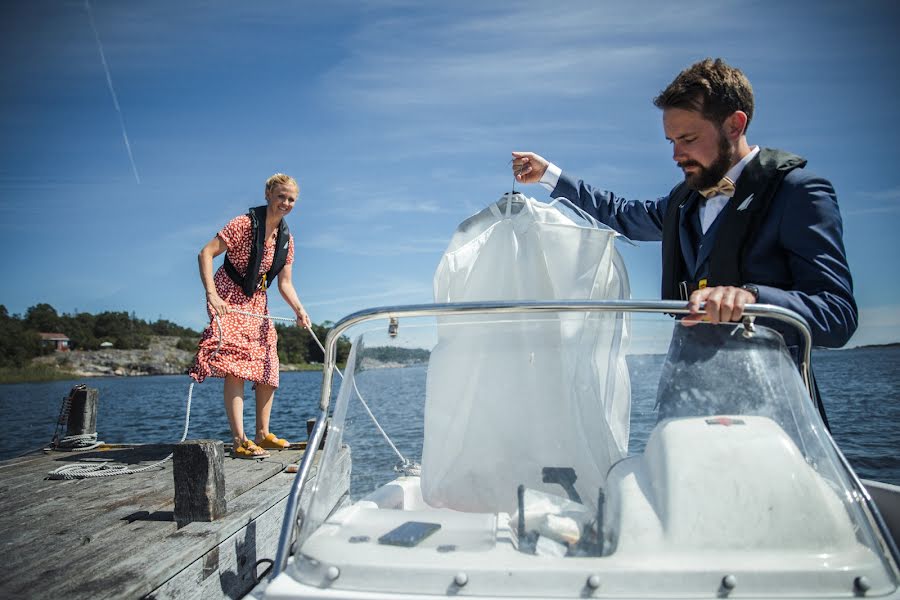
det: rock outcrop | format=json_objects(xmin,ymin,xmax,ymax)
[{"xmin": 33, "ymin": 336, "xmax": 195, "ymax": 377}]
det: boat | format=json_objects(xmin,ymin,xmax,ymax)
[{"xmin": 248, "ymin": 300, "xmax": 900, "ymax": 599}]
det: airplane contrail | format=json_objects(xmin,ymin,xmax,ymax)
[{"xmin": 85, "ymin": 0, "xmax": 141, "ymax": 184}]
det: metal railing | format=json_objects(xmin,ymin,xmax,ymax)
[{"xmin": 271, "ymin": 299, "xmax": 900, "ymax": 578}]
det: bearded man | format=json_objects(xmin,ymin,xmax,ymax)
[{"xmin": 512, "ymin": 58, "xmax": 857, "ymax": 424}]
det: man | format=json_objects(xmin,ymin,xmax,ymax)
[{"xmin": 512, "ymin": 58, "xmax": 857, "ymax": 423}]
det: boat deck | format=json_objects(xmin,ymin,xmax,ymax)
[{"xmin": 0, "ymin": 442, "xmax": 345, "ymax": 599}]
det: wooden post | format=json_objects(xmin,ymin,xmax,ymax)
[
  {"xmin": 66, "ymin": 386, "xmax": 98, "ymax": 437},
  {"xmin": 307, "ymin": 418, "xmax": 330, "ymax": 449},
  {"xmin": 173, "ymin": 440, "xmax": 226, "ymax": 528}
]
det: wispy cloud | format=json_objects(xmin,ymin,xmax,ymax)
[
  {"xmin": 302, "ymin": 283, "xmax": 432, "ymax": 308},
  {"xmin": 317, "ymin": 3, "xmax": 726, "ymax": 126},
  {"xmin": 319, "ymin": 187, "xmax": 449, "ymax": 218},
  {"xmin": 844, "ymin": 187, "xmax": 900, "ymax": 216},
  {"xmin": 300, "ymin": 231, "xmax": 448, "ymax": 256}
]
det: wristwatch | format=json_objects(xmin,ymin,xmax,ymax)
[{"xmin": 741, "ymin": 284, "xmax": 760, "ymax": 302}]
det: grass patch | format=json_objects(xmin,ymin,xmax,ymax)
[{"xmin": 0, "ymin": 364, "xmax": 78, "ymax": 384}]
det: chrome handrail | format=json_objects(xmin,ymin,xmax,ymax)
[{"xmin": 271, "ymin": 299, "xmax": 820, "ymax": 578}]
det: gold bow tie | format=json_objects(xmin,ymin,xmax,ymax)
[{"xmin": 699, "ymin": 176, "xmax": 735, "ymax": 199}]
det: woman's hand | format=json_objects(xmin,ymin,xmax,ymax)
[
  {"xmin": 207, "ymin": 291, "xmax": 229, "ymax": 318},
  {"xmin": 296, "ymin": 308, "xmax": 311, "ymax": 329}
]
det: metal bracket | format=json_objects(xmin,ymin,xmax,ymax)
[{"xmin": 742, "ymin": 315, "xmax": 756, "ymax": 338}]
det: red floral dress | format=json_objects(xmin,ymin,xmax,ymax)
[{"xmin": 189, "ymin": 214, "xmax": 294, "ymax": 388}]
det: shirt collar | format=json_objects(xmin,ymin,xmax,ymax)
[{"xmin": 727, "ymin": 145, "xmax": 760, "ymax": 183}]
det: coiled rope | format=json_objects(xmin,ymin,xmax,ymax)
[{"xmin": 47, "ymin": 309, "xmax": 418, "ymax": 479}]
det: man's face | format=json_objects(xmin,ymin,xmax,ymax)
[{"xmin": 663, "ymin": 107, "xmax": 733, "ymax": 190}]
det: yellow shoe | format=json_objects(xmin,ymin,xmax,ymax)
[
  {"xmin": 232, "ymin": 439, "xmax": 270, "ymax": 459},
  {"xmin": 257, "ymin": 432, "xmax": 290, "ymax": 450}
]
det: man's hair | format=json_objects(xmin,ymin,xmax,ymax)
[
  {"xmin": 265, "ymin": 173, "xmax": 298, "ymax": 193},
  {"xmin": 653, "ymin": 58, "xmax": 754, "ymax": 133}
]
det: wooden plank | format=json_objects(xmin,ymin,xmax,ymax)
[
  {"xmin": 0, "ymin": 445, "xmax": 299, "ymax": 526},
  {"xmin": 0, "ymin": 447, "xmax": 307, "ymax": 592},
  {"xmin": 0, "ymin": 452, "xmax": 177, "ymax": 528},
  {"xmin": 0, "ymin": 452, "xmax": 301, "ymax": 566},
  {"xmin": 141, "ymin": 477, "xmax": 295, "ymax": 600},
  {"xmin": 147, "ymin": 447, "xmax": 350, "ymax": 600},
  {"xmin": 23, "ymin": 467, "xmax": 304, "ymax": 599},
  {"xmin": 0, "ymin": 446, "xmax": 346, "ymax": 600},
  {"xmin": 0, "ymin": 445, "xmax": 175, "ymax": 503}
]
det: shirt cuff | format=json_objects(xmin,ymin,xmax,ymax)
[{"xmin": 540, "ymin": 162, "xmax": 562, "ymax": 192}]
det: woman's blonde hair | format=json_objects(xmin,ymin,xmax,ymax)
[{"xmin": 265, "ymin": 173, "xmax": 298, "ymax": 194}]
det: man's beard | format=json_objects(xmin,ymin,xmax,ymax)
[{"xmin": 681, "ymin": 130, "xmax": 733, "ymax": 191}]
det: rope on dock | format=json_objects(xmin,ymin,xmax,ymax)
[
  {"xmin": 53, "ymin": 433, "xmax": 104, "ymax": 452},
  {"xmin": 46, "ymin": 380, "xmax": 194, "ymax": 480}
]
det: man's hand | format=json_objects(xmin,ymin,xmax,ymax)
[
  {"xmin": 512, "ymin": 151, "xmax": 549, "ymax": 184},
  {"xmin": 684, "ymin": 285, "xmax": 757, "ymax": 324}
]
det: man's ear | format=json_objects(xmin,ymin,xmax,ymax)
[{"xmin": 726, "ymin": 111, "xmax": 749, "ymax": 139}]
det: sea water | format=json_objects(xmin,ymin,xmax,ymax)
[{"xmin": 2, "ymin": 347, "xmax": 897, "ymax": 488}]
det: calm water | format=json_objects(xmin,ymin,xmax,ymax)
[{"xmin": 2, "ymin": 347, "xmax": 897, "ymax": 489}]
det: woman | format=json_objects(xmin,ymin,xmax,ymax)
[{"xmin": 190, "ymin": 173, "xmax": 311, "ymax": 459}]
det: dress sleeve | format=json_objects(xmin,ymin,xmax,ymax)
[
  {"xmin": 217, "ymin": 215, "xmax": 250, "ymax": 252},
  {"xmin": 286, "ymin": 234, "xmax": 295, "ymax": 266}
]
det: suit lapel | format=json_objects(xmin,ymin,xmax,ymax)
[{"xmin": 678, "ymin": 192, "xmax": 700, "ymax": 276}]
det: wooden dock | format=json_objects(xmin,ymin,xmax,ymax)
[{"xmin": 0, "ymin": 441, "xmax": 348, "ymax": 599}]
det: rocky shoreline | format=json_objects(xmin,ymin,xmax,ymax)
[
  {"xmin": 28, "ymin": 336, "xmax": 322, "ymax": 379},
  {"xmin": 32, "ymin": 336, "xmax": 195, "ymax": 377}
]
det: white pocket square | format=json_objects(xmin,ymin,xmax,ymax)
[{"xmin": 736, "ymin": 193, "xmax": 755, "ymax": 211}]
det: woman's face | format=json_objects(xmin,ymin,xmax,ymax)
[{"xmin": 265, "ymin": 183, "xmax": 298, "ymax": 217}]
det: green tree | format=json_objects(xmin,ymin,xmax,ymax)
[
  {"xmin": 60, "ymin": 312, "xmax": 99, "ymax": 350},
  {"xmin": 0, "ymin": 305, "xmax": 45, "ymax": 367},
  {"xmin": 25, "ymin": 303, "xmax": 62, "ymax": 332},
  {"xmin": 94, "ymin": 311, "xmax": 149, "ymax": 349}
]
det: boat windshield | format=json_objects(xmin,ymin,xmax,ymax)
[{"xmin": 292, "ymin": 308, "xmax": 898, "ymax": 597}]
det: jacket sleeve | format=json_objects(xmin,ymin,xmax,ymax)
[
  {"xmin": 755, "ymin": 172, "xmax": 858, "ymax": 348},
  {"xmin": 551, "ymin": 172, "xmax": 668, "ymax": 242}
]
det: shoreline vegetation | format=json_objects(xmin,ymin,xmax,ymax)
[
  {"xmin": 0, "ymin": 303, "xmax": 351, "ymax": 385},
  {"xmin": 0, "ymin": 335, "xmax": 333, "ymax": 385}
]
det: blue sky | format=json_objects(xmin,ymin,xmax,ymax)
[{"xmin": 1, "ymin": 0, "xmax": 898, "ymax": 347}]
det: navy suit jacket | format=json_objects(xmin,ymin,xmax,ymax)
[{"xmin": 552, "ymin": 167, "xmax": 858, "ymax": 349}]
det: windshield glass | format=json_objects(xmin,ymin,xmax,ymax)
[{"xmin": 296, "ymin": 309, "xmax": 897, "ymax": 596}]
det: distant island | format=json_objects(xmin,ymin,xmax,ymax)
[
  {"xmin": 853, "ymin": 342, "xmax": 900, "ymax": 349},
  {"xmin": 357, "ymin": 346, "xmax": 431, "ymax": 370},
  {"xmin": 818, "ymin": 342, "xmax": 900, "ymax": 351}
]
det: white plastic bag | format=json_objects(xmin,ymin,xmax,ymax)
[{"xmin": 421, "ymin": 193, "xmax": 631, "ymax": 513}]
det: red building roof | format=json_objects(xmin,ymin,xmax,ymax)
[{"xmin": 39, "ymin": 332, "xmax": 70, "ymax": 341}]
